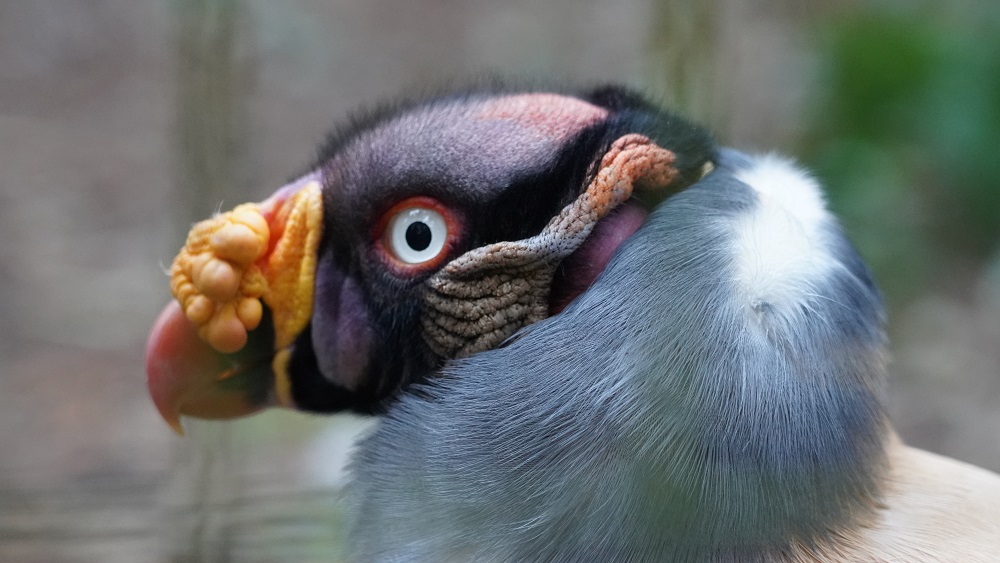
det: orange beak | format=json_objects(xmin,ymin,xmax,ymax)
[
  {"xmin": 145, "ymin": 174, "xmax": 324, "ymax": 435},
  {"xmin": 145, "ymin": 301, "xmax": 275, "ymax": 434}
]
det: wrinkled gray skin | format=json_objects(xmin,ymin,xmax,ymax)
[{"xmin": 348, "ymin": 151, "xmax": 887, "ymax": 562}]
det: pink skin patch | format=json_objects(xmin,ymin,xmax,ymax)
[
  {"xmin": 549, "ymin": 201, "xmax": 648, "ymax": 315},
  {"xmin": 476, "ymin": 94, "xmax": 609, "ymax": 142}
]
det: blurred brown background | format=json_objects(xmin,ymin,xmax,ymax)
[{"xmin": 1, "ymin": 1, "xmax": 998, "ymax": 561}]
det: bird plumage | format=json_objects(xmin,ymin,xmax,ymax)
[
  {"xmin": 348, "ymin": 150, "xmax": 892, "ymax": 561},
  {"xmin": 145, "ymin": 85, "xmax": 1000, "ymax": 561}
]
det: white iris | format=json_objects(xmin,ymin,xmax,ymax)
[{"xmin": 388, "ymin": 207, "xmax": 447, "ymax": 264}]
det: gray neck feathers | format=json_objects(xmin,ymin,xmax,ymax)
[{"xmin": 349, "ymin": 153, "xmax": 889, "ymax": 561}]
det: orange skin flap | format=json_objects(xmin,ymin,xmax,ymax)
[{"xmin": 169, "ymin": 178, "xmax": 323, "ymax": 356}]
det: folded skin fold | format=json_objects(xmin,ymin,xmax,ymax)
[{"xmin": 145, "ymin": 84, "xmax": 1000, "ymax": 561}]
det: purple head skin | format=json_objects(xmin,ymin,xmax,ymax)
[{"xmin": 311, "ymin": 252, "xmax": 372, "ymax": 392}]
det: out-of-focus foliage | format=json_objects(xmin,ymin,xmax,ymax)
[{"xmin": 802, "ymin": 2, "xmax": 1000, "ymax": 305}]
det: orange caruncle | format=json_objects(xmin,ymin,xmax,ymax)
[{"xmin": 168, "ymin": 181, "xmax": 323, "ymax": 356}]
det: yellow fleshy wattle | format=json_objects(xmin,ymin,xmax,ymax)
[
  {"xmin": 263, "ymin": 181, "xmax": 324, "ymax": 350},
  {"xmin": 169, "ymin": 181, "xmax": 323, "ymax": 356}
]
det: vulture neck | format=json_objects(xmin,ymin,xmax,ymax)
[
  {"xmin": 350, "ymin": 155, "xmax": 891, "ymax": 560},
  {"xmin": 549, "ymin": 158, "xmax": 892, "ymax": 556},
  {"xmin": 529, "ymin": 217, "xmax": 891, "ymax": 557}
]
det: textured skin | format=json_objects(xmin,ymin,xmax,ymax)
[
  {"xmin": 348, "ymin": 152, "xmax": 896, "ymax": 561},
  {"xmin": 168, "ymin": 176, "xmax": 323, "ymax": 356},
  {"xmin": 169, "ymin": 202, "xmax": 270, "ymax": 353},
  {"xmin": 145, "ymin": 86, "xmax": 1000, "ymax": 559},
  {"xmin": 287, "ymin": 86, "xmax": 716, "ymax": 412},
  {"xmin": 423, "ymin": 134, "xmax": 678, "ymax": 358}
]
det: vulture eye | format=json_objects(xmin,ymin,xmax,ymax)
[{"xmin": 377, "ymin": 196, "xmax": 460, "ymax": 271}]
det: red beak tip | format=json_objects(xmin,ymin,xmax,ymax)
[
  {"xmin": 165, "ymin": 415, "xmax": 186, "ymax": 437},
  {"xmin": 145, "ymin": 301, "xmax": 208, "ymax": 436},
  {"xmin": 146, "ymin": 299, "xmax": 275, "ymax": 431}
]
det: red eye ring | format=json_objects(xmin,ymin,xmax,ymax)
[{"xmin": 373, "ymin": 196, "xmax": 463, "ymax": 274}]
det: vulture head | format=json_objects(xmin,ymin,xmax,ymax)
[
  {"xmin": 147, "ymin": 86, "xmax": 716, "ymax": 420},
  {"xmin": 145, "ymin": 85, "xmax": 1000, "ymax": 561}
]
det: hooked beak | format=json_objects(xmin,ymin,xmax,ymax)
[
  {"xmin": 145, "ymin": 301, "xmax": 276, "ymax": 434},
  {"xmin": 145, "ymin": 174, "xmax": 323, "ymax": 435}
]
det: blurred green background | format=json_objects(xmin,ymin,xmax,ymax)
[{"xmin": 1, "ymin": 1, "xmax": 997, "ymax": 561}]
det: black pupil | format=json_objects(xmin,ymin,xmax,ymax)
[{"xmin": 405, "ymin": 221, "xmax": 433, "ymax": 252}]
